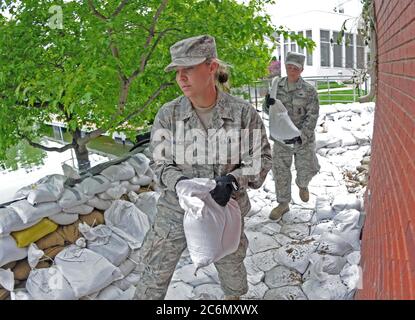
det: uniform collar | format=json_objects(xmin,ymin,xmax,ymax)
[
  {"xmin": 178, "ymin": 89, "xmax": 234, "ymax": 121},
  {"xmin": 279, "ymin": 76, "xmax": 305, "ymax": 90}
]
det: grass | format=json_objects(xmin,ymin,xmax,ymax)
[
  {"xmin": 318, "ymin": 89, "xmax": 368, "ymax": 105},
  {"xmin": 317, "ymin": 81, "xmax": 347, "ymax": 90}
]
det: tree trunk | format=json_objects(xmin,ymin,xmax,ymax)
[{"xmin": 73, "ymin": 129, "xmax": 90, "ymax": 172}]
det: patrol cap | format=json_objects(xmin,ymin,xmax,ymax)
[
  {"xmin": 285, "ymin": 52, "xmax": 305, "ymax": 69},
  {"xmin": 164, "ymin": 35, "xmax": 218, "ymax": 72}
]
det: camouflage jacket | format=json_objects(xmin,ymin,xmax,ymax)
[{"xmin": 149, "ymin": 89, "xmax": 272, "ymax": 220}]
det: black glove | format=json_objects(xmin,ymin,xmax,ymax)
[
  {"xmin": 175, "ymin": 176, "xmax": 189, "ymax": 190},
  {"xmin": 263, "ymin": 93, "xmax": 276, "ymax": 115},
  {"xmin": 210, "ymin": 175, "xmax": 239, "ymax": 207},
  {"xmin": 283, "ymin": 136, "xmax": 302, "ymax": 145}
]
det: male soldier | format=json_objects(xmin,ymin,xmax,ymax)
[
  {"xmin": 134, "ymin": 35, "xmax": 272, "ymax": 300},
  {"xmin": 265, "ymin": 52, "xmax": 320, "ymax": 220}
]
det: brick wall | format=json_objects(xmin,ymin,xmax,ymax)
[{"xmin": 356, "ymin": 0, "xmax": 415, "ymax": 300}]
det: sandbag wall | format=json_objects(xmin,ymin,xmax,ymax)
[{"xmin": 0, "ymin": 153, "xmax": 160, "ymax": 300}]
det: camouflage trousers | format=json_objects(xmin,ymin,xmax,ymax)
[
  {"xmin": 133, "ymin": 205, "xmax": 249, "ymax": 300},
  {"xmin": 272, "ymin": 140, "xmax": 320, "ymax": 203}
]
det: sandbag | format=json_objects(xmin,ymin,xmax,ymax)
[
  {"xmin": 309, "ymin": 252, "xmax": 347, "ymax": 275},
  {"xmin": 63, "ymin": 204, "xmax": 94, "ymax": 215},
  {"xmin": 274, "ymin": 241, "xmax": 316, "ymax": 274},
  {"xmin": 26, "ymin": 266, "xmax": 76, "ymax": 300},
  {"xmin": 49, "ymin": 212, "xmax": 79, "ymax": 226},
  {"xmin": 96, "ymin": 284, "xmax": 135, "ymax": 300},
  {"xmin": 55, "ymin": 245, "xmax": 123, "ymax": 298},
  {"xmin": 58, "ymin": 187, "xmax": 89, "ymax": 209},
  {"xmin": 317, "ymin": 232, "xmax": 354, "ymax": 256},
  {"xmin": 79, "ymin": 223, "xmax": 130, "ymax": 266},
  {"xmin": 8, "ymin": 200, "xmax": 61, "ymax": 224},
  {"xmin": 176, "ymin": 178, "xmax": 242, "ymax": 270},
  {"xmin": 332, "ymin": 194, "xmax": 361, "ymax": 212},
  {"xmin": 79, "ymin": 210, "xmax": 105, "ymax": 227},
  {"xmin": 13, "ymin": 259, "xmax": 51, "ymax": 281},
  {"xmin": 27, "ymin": 174, "xmax": 67, "ymax": 205},
  {"xmin": 132, "ymin": 191, "xmax": 160, "ymax": 225},
  {"xmin": 0, "ymin": 236, "xmax": 28, "ymax": 267},
  {"xmin": 78, "ymin": 175, "xmax": 111, "ymax": 196},
  {"xmin": 87, "ymin": 197, "xmax": 112, "ymax": 211},
  {"xmin": 0, "ymin": 207, "xmax": 41, "ymax": 236},
  {"xmin": 100, "ymin": 185, "xmax": 127, "ymax": 200},
  {"xmin": 127, "ymin": 154, "xmax": 150, "ymax": 176},
  {"xmin": 12, "ymin": 219, "xmax": 58, "ymax": 248},
  {"xmin": 104, "ymin": 200, "xmax": 150, "ymax": 250},
  {"xmin": 332, "ymin": 209, "xmax": 361, "ymax": 250},
  {"xmin": 100, "ymin": 163, "xmax": 135, "ymax": 182},
  {"xmin": 315, "ymin": 196, "xmax": 335, "ymax": 221},
  {"xmin": 302, "ymin": 274, "xmax": 349, "ymax": 300},
  {"xmin": 120, "ymin": 181, "xmax": 141, "ymax": 193}
]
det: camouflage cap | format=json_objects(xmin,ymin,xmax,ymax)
[
  {"xmin": 285, "ymin": 52, "xmax": 305, "ymax": 69},
  {"xmin": 164, "ymin": 35, "xmax": 218, "ymax": 72}
]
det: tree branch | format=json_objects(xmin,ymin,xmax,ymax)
[
  {"xmin": 128, "ymin": 0, "xmax": 170, "ymax": 81},
  {"xmin": 87, "ymin": 0, "xmax": 108, "ymax": 21},
  {"xmin": 111, "ymin": 0, "xmax": 129, "ymax": 18},
  {"xmin": 22, "ymin": 136, "xmax": 75, "ymax": 153}
]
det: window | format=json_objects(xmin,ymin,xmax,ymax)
[
  {"xmin": 297, "ymin": 31, "xmax": 304, "ymax": 54},
  {"xmin": 283, "ymin": 36, "xmax": 289, "ymax": 62},
  {"xmin": 333, "ymin": 31, "xmax": 343, "ymax": 67},
  {"xmin": 345, "ymin": 33, "xmax": 354, "ymax": 68},
  {"xmin": 290, "ymin": 32, "xmax": 296, "ymax": 52},
  {"xmin": 356, "ymin": 34, "xmax": 365, "ymax": 69},
  {"xmin": 306, "ymin": 30, "xmax": 313, "ymax": 66},
  {"xmin": 320, "ymin": 30, "xmax": 330, "ymax": 67}
]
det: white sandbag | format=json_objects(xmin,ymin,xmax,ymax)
[
  {"xmin": 268, "ymin": 76, "xmax": 301, "ymax": 141},
  {"xmin": 78, "ymin": 175, "xmax": 111, "ymax": 196},
  {"xmin": 58, "ymin": 187, "xmax": 89, "ymax": 210},
  {"xmin": 79, "ymin": 223, "xmax": 130, "ymax": 266},
  {"xmin": 273, "ymin": 242, "xmax": 316, "ymax": 274},
  {"xmin": 96, "ymin": 284, "xmax": 135, "ymax": 300},
  {"xmin": 302, "ymin": 274, "xmax": 349, "ymax": 300},
  {"xmin": 315, "ymin": 196, "xmax": 335, "ymax": 221},
  {"xmin": 317, "ymin": 232, "xmax": 354, "ymax": 256},
  {"xmin": 26, "ymin": 174, "xmax": 67, "ymax": 205},
  {"xmin": 0, "ymin": 207, "xmax": 41, "ymax": 235},
  {"xmin": 309, "ymin": 252, "xmax": 347, "ymax": 275},
  {"xmin": 49, "ymin": 212, "xmax": 79, "ymax": 225},
  {"xmin": 26, "ymin": 266, "xmax": 77, "ymax": 300},
  {"xmin": 62, "ymin": 204, "xmax": 94, "ymax": 215},
  {"xmin": 100, "ymin": 163, "xmax": 135, "ymax": 182},
  {"xmin": 340, "ymin": 263, "xmax": 362, "ymax": 292},
  {"xmin": 97, "ymin": 192, "xmax": 113, "ymax": 200},
  {"xmin": 120, "ymin": 181, "xmax": 140, "ymax": 193},
  {"xmin": 127, "ymin": 154, "xmax": 150, "ymax": 176},
  {"xmin": 102, "ymin": 185, "xmax": 128, "ymax": 200},
  {"xmin": 341, "ymin": 132, "xmax": 357, "ymax": 147},
  {"xmin": 62, "ymin": 163, "xmax": 81, "ymax": 179},
  {"xmin": 332, "ymin": 194, "xmax": 361, "ymax": 212},
  {"xmin": 134, "ymin": 175, "xmax": 153, "ymax": 187},
  {"xmin": 55, "ymin": 245, "xmax": 123, "ymax": 298},
  {"xmin": 8, "ymin": 200, "xmax": 61, "ymax": 224},
  {"xmin": 0, "ymin": 236, "xmax": 28, "ymax": 267},
  {"xmin": 11, "ymin": 289, "xmax": 33, "ymax": 300},
  {"xmin": 104, "ymin": 200, "xmax": 150, "ymax": 250},
  {"xmin": 346, "ymin": 251, "xmax": 361, "ymax": 265},
  {"xmin": 118, "ymin": 250, "xmax": 140, "ymax": 277},
  {"xmin": 87, "ymin": 197, "xmax": 112, "ymax": 211},
  {"xmin": 0, "ymin": 268, "xmax": 14, "ymax": 291},
  {"xmin": 311, "ymin": 220, "xmax": 336, "ymax": 236},
  {"xmin": 263, "ymin": 286, "xmax": 307, "ymax": 300},
  {"xmin": 132, "ymin": 191, "xmax": 160, "ymax": 225},
  {"xmin": 176, "ymin": 178, "xmax": 242, "ymax": 270},
  {"xmin": 332, "ymin": 209, "xmax": 361, "ymax": 250}
]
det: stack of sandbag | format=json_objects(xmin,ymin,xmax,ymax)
[
  {"xmin": 1, "ymin": 152, "xmax": 160, "ymax": 300},
  {"xmin": 315, "ymin": 102, "xmax": 374, "ymax": 158}
]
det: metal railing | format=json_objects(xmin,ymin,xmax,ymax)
[{"xmin": 232, "ymin": 73, "xmax": 370, "ymax": 109}]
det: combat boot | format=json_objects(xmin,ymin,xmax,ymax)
[{"xmin": 269, "ymin": 202, "xmax": 289, "ymax": 221}]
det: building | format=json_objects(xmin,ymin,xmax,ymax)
[{"xmin": 269, "ymin": 0, "xmax": 369, "ymax": 77}]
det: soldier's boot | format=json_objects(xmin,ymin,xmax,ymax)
[
  {"xmin": 299, "ymin": 187, "xmax": 309, "ymax": 202},
  {"xmin": 269, "ymin": 202, "xmax": 290, "ymax": 221},
  {"xmin": 224, "ymin": 295, "xmax": 240, "ymax": 300}
]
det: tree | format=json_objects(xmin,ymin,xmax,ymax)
[{"xmin": 0, "ymin": 0, "xmax": 314, "ymax": 171}]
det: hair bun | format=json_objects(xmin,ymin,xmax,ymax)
[{"xmin": 218, "ymin": 71, "xmax": 228, "ymax": 84}]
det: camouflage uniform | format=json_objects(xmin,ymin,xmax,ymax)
[
  {"xmin": 270, "ymin": 76, "xmax": 320, "ymax": 203},
  {"xmin": 133, "ymin": 90, "xmax": 272, "ymax": 299}
]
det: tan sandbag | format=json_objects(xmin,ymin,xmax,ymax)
[
  {"xmin": 57, "ymin": 223, "xmax": 81, "ymax": 244},
  {"xmin": 43, "ymin": 245, "xmax": 65, "ymax": 259},
  {"xmin": 2, "ymin": 261, "xmax": 17, "ymax": 270},
  {"xmin": 0, "ymin": 288, "xmax": 9, "ymax": 300},
  {"xmin": 35, "ymin": 229, "xmax": 65, "ymax": 250},
  {"xmin": 79, "ymin": 210, "xmax": 105, "ymax": 226},
  {"xmin": 13, "ymin": 260, "xmax": 51, "ymax": 281}
]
